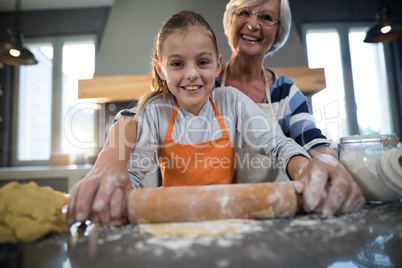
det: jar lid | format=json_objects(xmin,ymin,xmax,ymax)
[
  {"xmin": 376, "ymin": 148, "xmax": 402, "ymax": 195},
  {"xmin": 340, "ymin": 134, "xmax": 399, "ymax": 145}
]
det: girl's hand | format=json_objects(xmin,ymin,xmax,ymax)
[
  {"xmin": 67, "ymin": 163, "xmax": 132, "ymax": 225},
  {"xmin": 67, "ymin": 116, "xmax": 137, "ymax": 225}
]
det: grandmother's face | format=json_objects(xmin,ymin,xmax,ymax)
[{"xmin": 229, "ymin": 0, "xmax": 280, "ymax": 60}]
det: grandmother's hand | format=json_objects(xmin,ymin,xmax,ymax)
[{"xmin": 295, "ymin": 153, "xmax": 365, "ymax": 217}]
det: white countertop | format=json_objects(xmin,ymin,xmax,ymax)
[
  {"xmin": 0, "ymin": 164, "xmax": 93, "ymax": 192},
  {"xmin": 0, "ymin": 164, "xmax": 159, "ymax": 192}
]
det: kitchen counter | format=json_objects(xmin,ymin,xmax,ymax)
[
  {"xmin": 0, "ymin": 164, "xmax": 159, "ymax": 192},
  {"xmin": 0, "ymin": 165, "xmax": 93, "ymax": 192},
  {"xmin": 1, "ymin": 202, "xmax": 401, "ymax": 268}
]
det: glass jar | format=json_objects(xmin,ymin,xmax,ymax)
[{"xmin": 339, "ymin": 134, "xmax": 401, "ymax": 202}]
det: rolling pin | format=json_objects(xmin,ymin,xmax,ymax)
[{"xmin": 127, "ymin": 182, "xmax": 300, "ymax": 223}]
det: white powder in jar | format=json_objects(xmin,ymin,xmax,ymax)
[{"xmin": 340, "ymin": 145, "xmax": 400, "ymax": 201}]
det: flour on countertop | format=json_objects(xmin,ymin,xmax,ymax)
[
  {"xmin": 138, "ymin": 220, "xmax": 264, "ymax": 253},
  {"xmin": 25, "ymin": 203, "xmax": 401, "ymax": 265}
]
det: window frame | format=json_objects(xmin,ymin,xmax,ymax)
[
  {"xmin": 301, "ymin": 22, "xmax": 399, "ymax": 137},
  {"xmin": 10, "ymin": 34, "xmax": 97, "ymax": 166}
]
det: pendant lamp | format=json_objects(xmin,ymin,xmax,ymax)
[
  {"xmin": 0, "ymin": 0, "xmax": 38, "ymax": 66},
  {"xmin": 364, "ymin": 2, "xmax": 402, "ymax": 43}
]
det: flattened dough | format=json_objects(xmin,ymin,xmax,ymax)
[
  {"xmin": 139, "ymin": 219, "xmax": 254, "ymax": 236},
  {"xmin": 0, "ymin": 181, "xmax": 69, "ymax": 243}
]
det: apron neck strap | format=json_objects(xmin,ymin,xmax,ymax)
[
  {"xmin": 166, "ymin": 96, "xmax": 230, "ymax": 140},
  {"xmin": 166, "ymin": 100, "xmax": 179, "ymax": 140},
  {"xmin": 208, "ymin": 95, "xmax": 229, "ymax": 138}
]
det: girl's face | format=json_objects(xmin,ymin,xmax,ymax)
[
  {"xmin": 155, "ymin": 28, "xmax": 222, "ymax": 116},
  {"xmin": 229, "ymin": 0, "xmax": 280, "ymax": 60}
]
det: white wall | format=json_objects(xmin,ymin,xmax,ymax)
[{"xmin": 95, "ymin": 0, "xmax": 307, "ymax": 77}]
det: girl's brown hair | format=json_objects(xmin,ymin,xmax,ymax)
[{"xmin": 135, "ymin": 10, "xmax": 219, "ymax": 118}]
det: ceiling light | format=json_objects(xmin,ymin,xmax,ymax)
[
  {"xmin": 364, "ymin": 3, "xmax": 402, "ymax": 43},
  {"xmin": 0, "ymin": 0, "xmax": 38, "ymax": 66}
]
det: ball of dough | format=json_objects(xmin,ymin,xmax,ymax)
[{"xmin": 0, "ymin": 181, "xmax": 69, "ymax": 243}]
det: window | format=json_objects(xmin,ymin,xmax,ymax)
[
  {"xmin": 304, "ymin": 29, "xmax": 348, "ymax": 141},
  {"xmin": 17, "ymin": 44, "xmax": 53, "ymax": 161},
  {"xmin": 302, "ymin": 23, "xmax": 395, "ymax": 142},
  {"xmin": 11, "ymin": 35, "xmax": 97, "ymax": 165},
  {"xmin": 348, "ymin": 29, "xmax": 392, "ymax": 135}
]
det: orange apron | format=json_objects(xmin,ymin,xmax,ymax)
[{"xmin": 159, "ymin": 95, "xmax": 235, "ymax": 187}]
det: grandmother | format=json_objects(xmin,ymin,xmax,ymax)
[{"xmin": 216, "ymin": 0, "xmax": 364, "ymax": 215}]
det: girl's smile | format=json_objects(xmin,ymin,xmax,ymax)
[{"xmin": 155, "ymin": 27, "xmax": 222, "ymax": 116}]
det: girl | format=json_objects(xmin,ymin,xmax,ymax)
[{"xmin": 125, "ymin": 10, "xmax": 310, "ymax": 188}]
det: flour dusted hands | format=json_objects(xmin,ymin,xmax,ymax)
[
  {"xmin": 67, "ymin": 117, "xmax": 137, "ymax": 225},
  {"xmin": 67, "ymin": 159, "xmax": 132, "ymax": 225},
  {"xmin": 295, "ymin": 153, "xmax": 365, "ymax": 217}
]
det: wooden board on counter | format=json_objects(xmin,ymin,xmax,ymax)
[
  {"xmin": 79, "ymin": 73, "xmax": 153, "ymax": 102},
  {"xmin": 78, "ymin": 67, "xmax": 326, "ymax": 102}
]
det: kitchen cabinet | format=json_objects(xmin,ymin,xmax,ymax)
[{"xmin": 78, "ymin": 67, "xmax": 326, "ymax": 102}]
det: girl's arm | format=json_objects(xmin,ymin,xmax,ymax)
[{"xmin": 67, "ymin": 116, "xmax": 137, "ymax": 225}]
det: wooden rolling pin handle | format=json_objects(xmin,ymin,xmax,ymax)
[
  {"xmin": 296, "ymin": 193, "xmax": 304, "ymax": 212},
  {"xmin": 127, "ymin": 182, "xmax": 300, "ymax": 224},
  {"xmin": 122, "ymin": 200, "xmax": 128, "ymax": 219}
]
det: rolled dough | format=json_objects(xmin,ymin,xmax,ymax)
[
  {"xmin": 0, "ymin": 181, "xmax": 69, "ymax": 243},
  {"xmin": 139, "ymin": 219, "xmax": 254, "ymax": 236}
]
